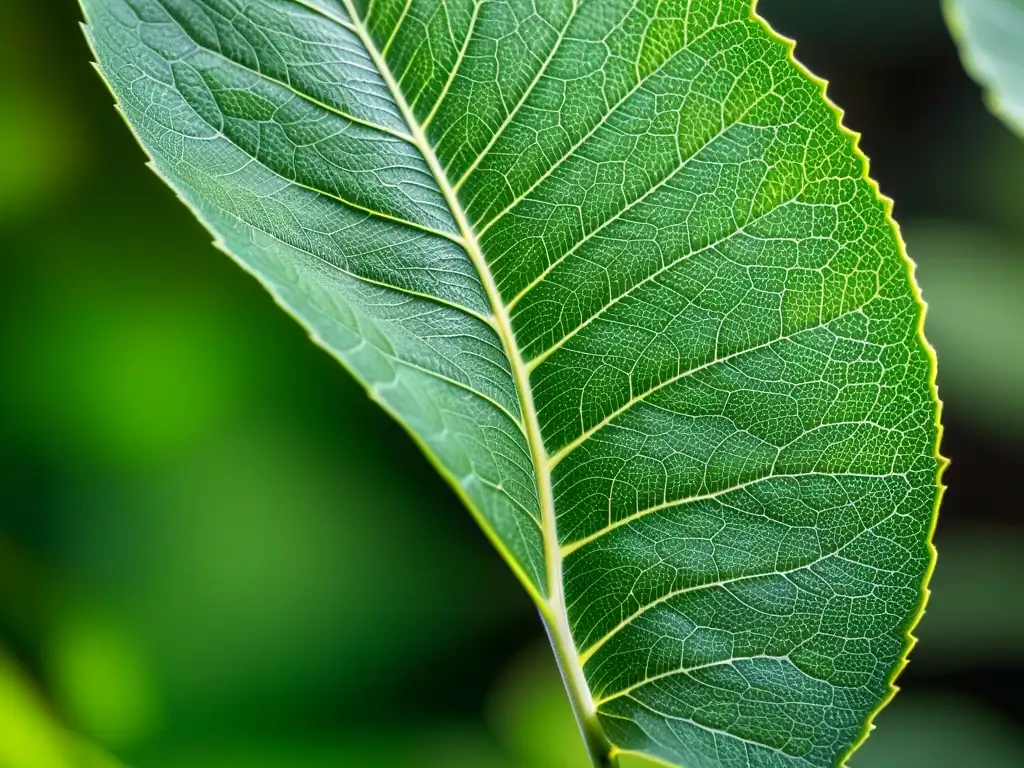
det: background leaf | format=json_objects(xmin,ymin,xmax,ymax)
[
  {"xmin": 0, "ymin": 652, "xmax": 127, "ymax": 768},
  {"xmin": 945, "ymin": 0, "xmax": 1024, "ymax": 137}
]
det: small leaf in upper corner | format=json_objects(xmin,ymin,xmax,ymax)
[{"xmin": 946, "ymin": 0, "xmax": 1024, "ymax": 137}]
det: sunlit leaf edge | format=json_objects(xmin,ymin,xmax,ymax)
[{"xmin": 755, "ymin": 11, "xmax": 946, "ymax": 765}]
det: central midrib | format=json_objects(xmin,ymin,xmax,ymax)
[{"xmin": 334, "ymin": 0, "xmax": 606, "ymax": 753}]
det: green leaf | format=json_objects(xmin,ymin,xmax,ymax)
[
  {"xmin": 946, "ymin": 0, "xmax": 1024, "ymax": 137},
  {"xmin": 79, "ymin": 1, "xmax": 942, "ymax": 766}
]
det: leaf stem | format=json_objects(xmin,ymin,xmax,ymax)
[{"xmin": 542, "ymin": 610, "xmax": 619, "ymax": 768}]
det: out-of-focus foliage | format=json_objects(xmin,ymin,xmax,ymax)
[
  {"xmin": 763, "ymin": 0, "xmax": 948, "ymax": 56},
  {"xmin": 914, "ymin": 527, "xmax": 1024, "ymax": 664},
  {"xmin": 945, "ymin": 0, "xmax": 1024, "ymax": 137},
  {"xmin": 0, "ymin": 15, "xmax": 81, "ymax": 222},
  {"xmin": 854, "ymin": 694, "xmax": 1024, "ymax": 767},
  {"xmin": 141, "ymin": 731, "xmax": 514, "ymax": 768},
  {"xmin": 1, "ymin": 1, "xmax": 1023, "ymax": 766},
  {"xmin": 967, "ymin": 124, "xmax": 1024, "ymax": 236},
  {"xmin": 0, "ymin": 653, "xmax": 125, "ymax": 768}
]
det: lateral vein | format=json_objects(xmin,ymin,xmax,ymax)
[
  {"xmin": 164, "ymin": 0, "xmax": 416, "ymax": 143},
  {"xmin": 545, "ymin": 302, "xmax": 876, "ymax": 470}
]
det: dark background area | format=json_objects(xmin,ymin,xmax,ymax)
[{"xmin": 1, "ymin": 1, "xmax": 1021, "ymax": 766}]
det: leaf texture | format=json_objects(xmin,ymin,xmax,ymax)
[
  {"xmin": 946, "ymin": 0, "xmax": 1024, "ymax": 138},
  {"xmin": 80, "ymin": 1, "xmax": 942, "ymax": 766}
]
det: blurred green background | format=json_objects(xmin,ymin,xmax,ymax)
[{"xmin": 1, "ymin": 1, "xmax": 1022, "ymax": 766}]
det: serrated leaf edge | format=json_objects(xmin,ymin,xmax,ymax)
[
  {"xmin": 76, "ymin": 1, "xmax": 947, "ymax": 765},
  {"xmin": 745, "ymin": 4, "xmax": 947, "ymax": 767}
]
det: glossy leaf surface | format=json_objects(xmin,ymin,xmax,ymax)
[
  {"xmin": 81, "ymin": 1, "xmax": 941, "ymax": 765},
  {"xmin": 946, "ymin": 0, "xmax": 1024, "ymax": 136}
]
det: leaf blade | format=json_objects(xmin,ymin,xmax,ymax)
[{"xmin": 80, "ymin": 1, "xmax": 943, "ymax": 766}]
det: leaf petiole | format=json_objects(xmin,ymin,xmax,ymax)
[{"xmin": 542, "ymin": 610, "xmax": 619, "ymax": 768}]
